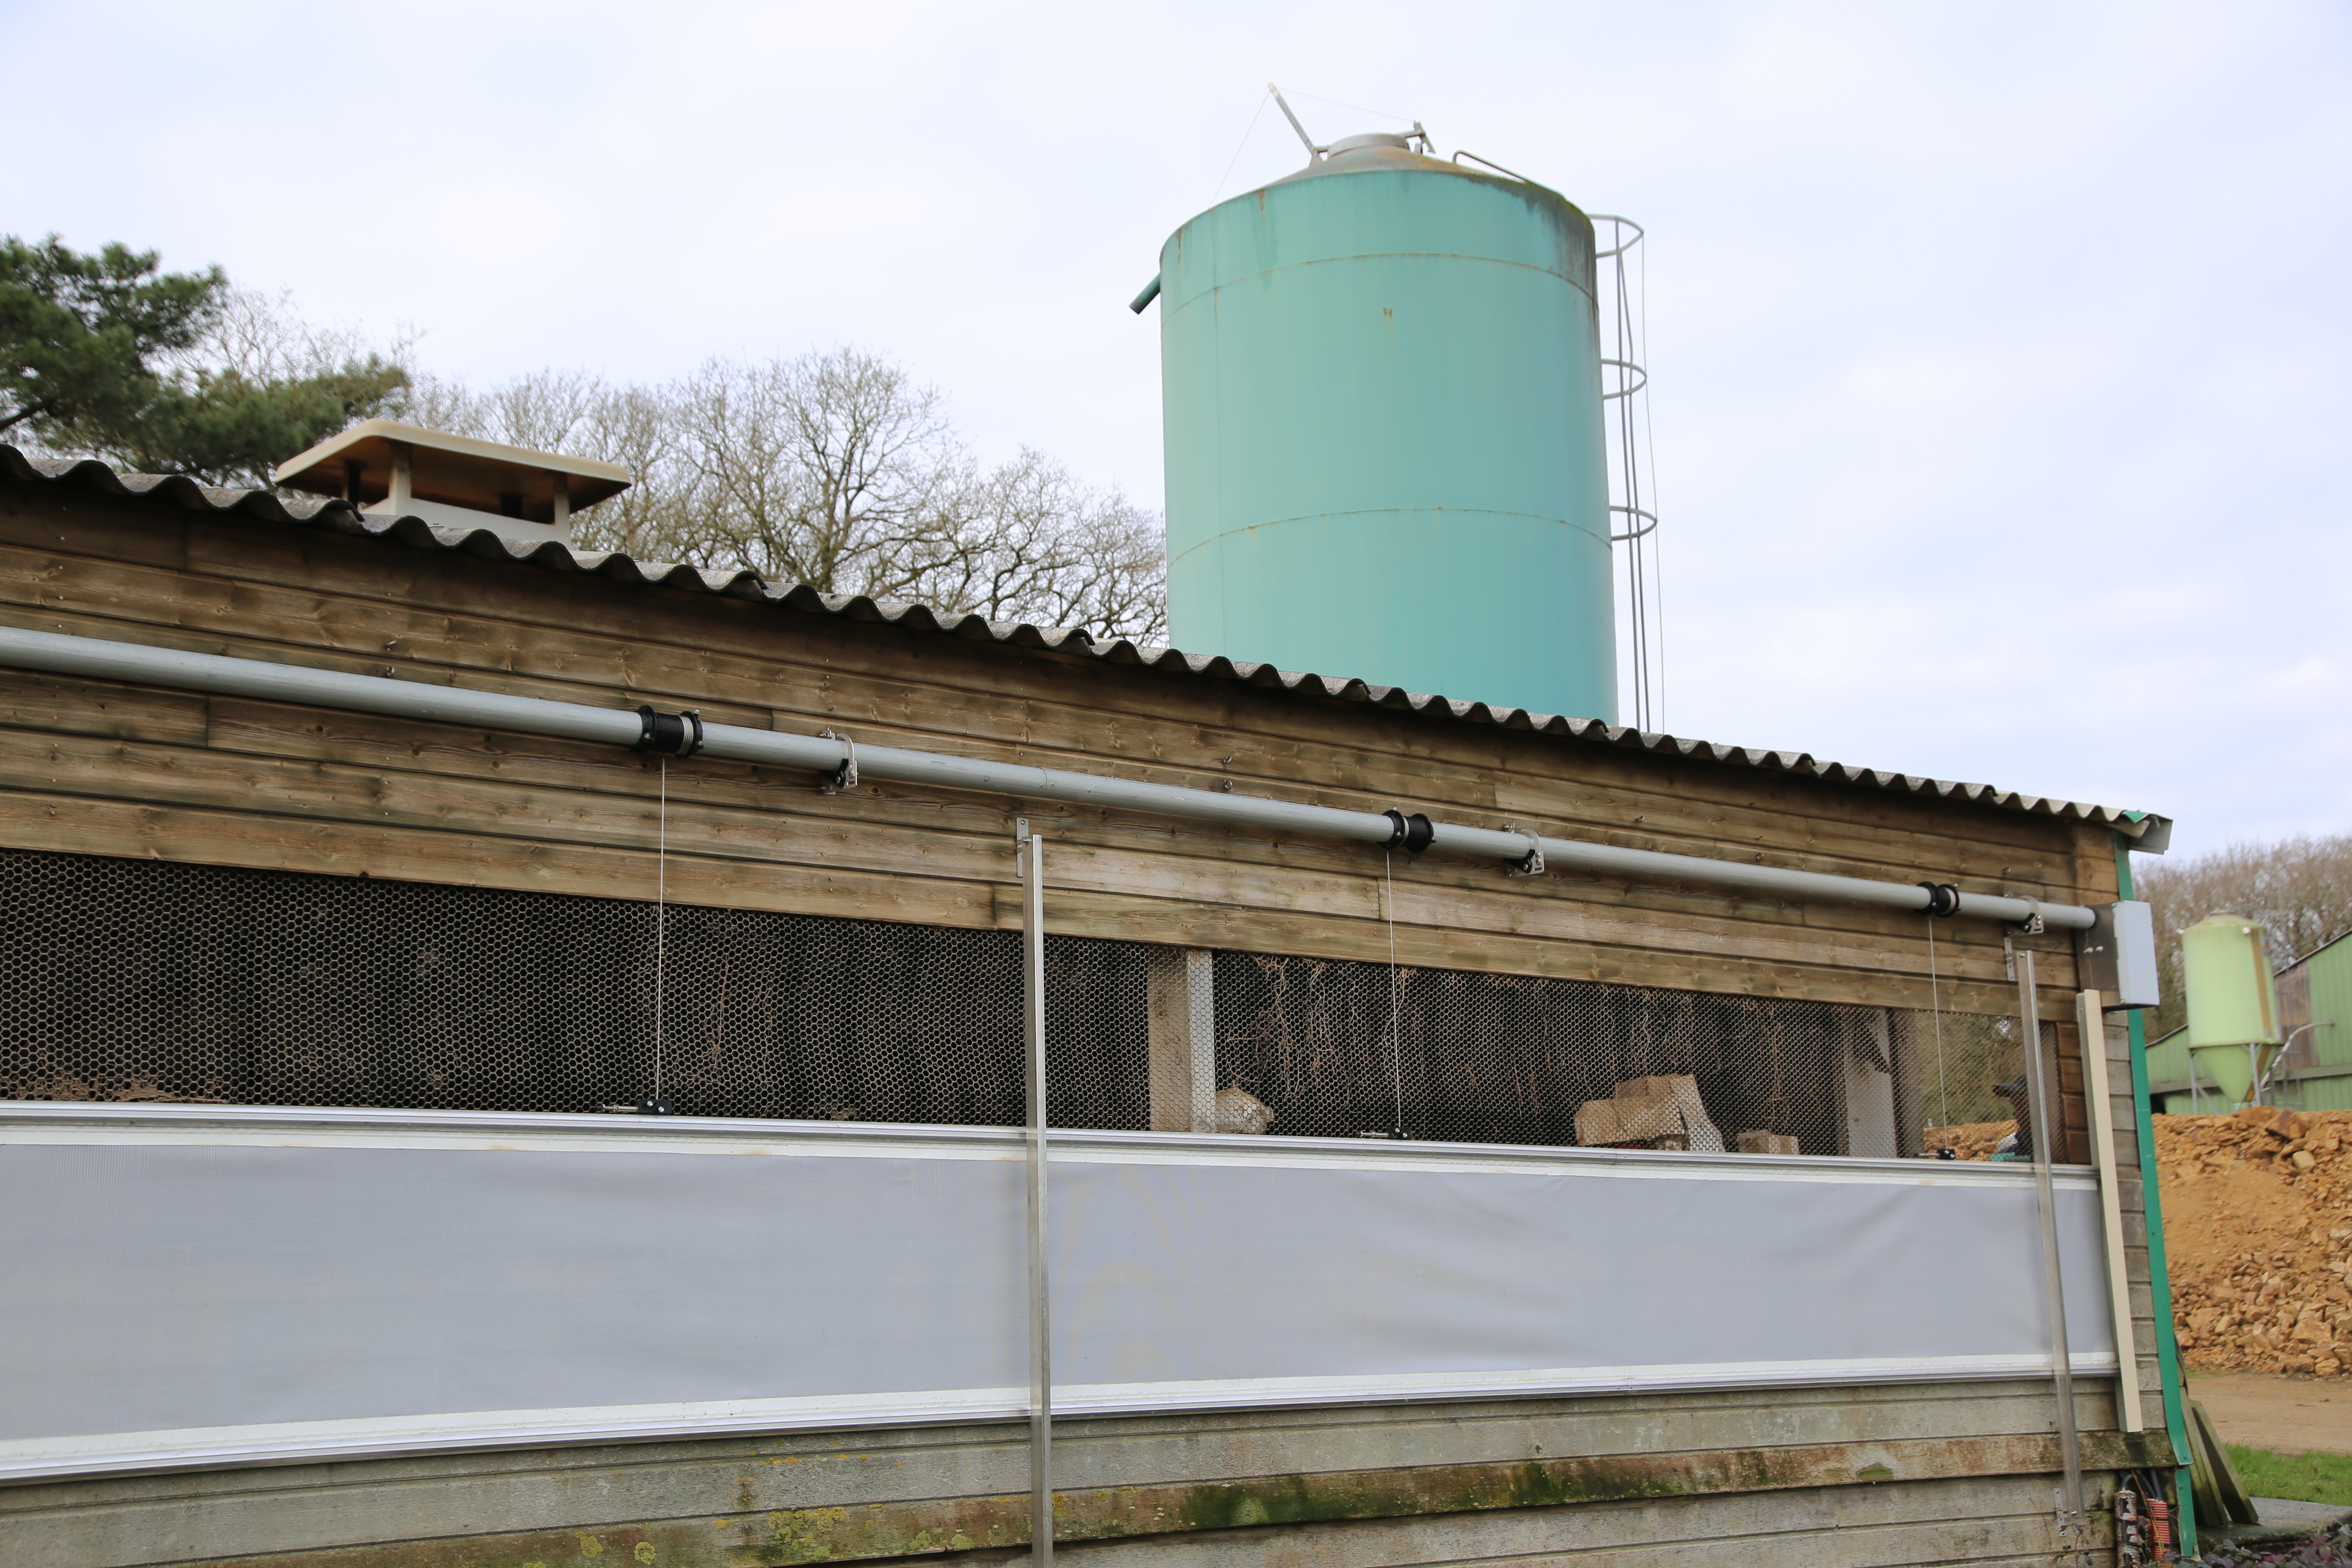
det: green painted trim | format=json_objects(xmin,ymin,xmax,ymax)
[{"xmin": 2119, "ymin": 833, "xmax": 2196, "ymax": 1556}]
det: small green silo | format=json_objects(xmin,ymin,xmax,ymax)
[
  {"xmin": 2183, "ymin": 913, "xmax": 2282, "ymax": 1106},
  {"xmin": 1148, "ymin": 132, "xmax": 1617, "ymax": 721}
]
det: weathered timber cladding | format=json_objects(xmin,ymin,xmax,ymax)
[
  {"xmin": 0, "ymin": 1382, "xmax": 2163, "ymax": 1567},
  {"xmin": 2106, "ymin": 1012, "xmax": 2168, "ymax": 1418},
  {"xmin": 0, "ymin": 482, "xmax": 2114, "ymax": 1026},
  {"xmin": 0, "ymin": 477, "xmax": 2176, "ymax": 1562}
]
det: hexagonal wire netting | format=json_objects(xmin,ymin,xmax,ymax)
[{"xmin": 0, "ymin": 848, "xmax": 2059, "ymax": 1159}]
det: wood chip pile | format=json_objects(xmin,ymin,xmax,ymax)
[
  {"xmin": 2157, "ymin": 1107, "xmax": 2352, "ymax": 1378},
  {"xmin": 1923, "ymin": 1120, "xmax": 2018, "ymax": 1161}
]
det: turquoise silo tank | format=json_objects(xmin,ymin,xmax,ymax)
[{"xmin": 1151, "ymin": 133, "xmax": 1617, "ymax": 721}]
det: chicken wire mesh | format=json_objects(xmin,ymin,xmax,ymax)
[
  {"xmin": 1159, "ymin": 951, "xmax": 2064, "ymax": 1160},
  {"xmin": 0, "ymin": 848, "xmax": 1027, "ymax": 1124},
  {"xmin": 0, "ymin": 848, "xmax": 2061, "ymax": 1158}
]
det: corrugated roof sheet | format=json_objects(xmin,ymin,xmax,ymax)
[{"xmin": 0, "ymin": 446, "xmax": 2171, "ymax": 848}]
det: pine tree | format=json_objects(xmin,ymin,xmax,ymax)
[{"xmin": 1, "ymin": 234, "xmax": 407, "ymax": 486}]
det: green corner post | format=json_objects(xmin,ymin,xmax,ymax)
[{"xmin": 2116, "ymin": 829, "xmax": 2196, "ymax": 1555}]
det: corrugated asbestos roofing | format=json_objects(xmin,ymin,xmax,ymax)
[{"xmin": 1, "ymin": 446, "xmax": 2171, "ymax": 848}]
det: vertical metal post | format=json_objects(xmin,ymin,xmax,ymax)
[
  {"xmin": 2017, "ymin": 946, "xmax": 2086, "ymax": 1548},
  {"xmin": 1018, "ymin": 821, "xmax": 1053, "ymax": 1564}
]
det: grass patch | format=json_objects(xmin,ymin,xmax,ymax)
[{"xmin": 2224, "ymin": 1442, "xmax": 2352, "ymax": 1507}]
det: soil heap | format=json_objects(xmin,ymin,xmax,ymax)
[
  {"xmin": 1924, "ymin": 1120, "xmax": 2018, "ymax": 1161},
  {"xmin": 2157, "ymin": 1107, "xmax": 2352, "ymax": 1378}
]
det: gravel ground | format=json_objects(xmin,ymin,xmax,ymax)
[{"xmin": 2190, "ymin": 1518, "xmax": 2352, "ymax": 1564}]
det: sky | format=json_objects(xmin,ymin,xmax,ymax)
[{"xmin": 6, "ymin": 0, "xmax": 2346, "ymax": 862}]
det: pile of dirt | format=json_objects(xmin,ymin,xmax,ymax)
[
  {"xmin": 1924, "ymin": 1119, "xmax": 2018, "ymax": 1160},
  {"xmin": 2158, "ymin": 1108, "xmax": 2352, "ymax": 1378}
]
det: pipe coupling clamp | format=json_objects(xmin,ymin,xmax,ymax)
[
  {"xmin": 1505, "ymin": 826, "xmax": 1546, "ymax": 878},
  {"xmin": 1382, "ymin": 808, "xmax": 1434, "ymax": 854},
  {"xmin": 818, "ymin": 730, "xmax": 858, "ymax": 795},
  {"xmin": 633, "ymin": 705, "xmax": 704, "ymax": 758},
  {"xmin": 1917, "ymin": 882, "xmax": 1961, "ymax": 918}
]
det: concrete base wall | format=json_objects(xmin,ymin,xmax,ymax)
[{"xmin": 1, "ymin": 1381, "xmax": 2168, "ymax": 1568}]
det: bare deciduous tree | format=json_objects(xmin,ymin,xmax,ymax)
[
  {"xmin": 573, "ymin": 381, "xmax": 700, "ymax": 561},
  {"xmin": 173, "ymin": 286, "xmax": 422, "ymax": 395},
  {"xmin": 908, "ymin": 448, "xmax": 1167, "ymax": 640},
  {"xmin": 18, "ymin": 278, "xmax": 1169, "ymax": 633},
  {"xmin": 426, "ymin": 347, "xmax": 1168, "ymax": 641},
  {"xmin": 153, "ymin": 291, "xmax": 1172, "ymax": 641},
  {"xmin": 673, "ymin": 349, "xmax": 968, "ymax": 598},
  {"xmin": 425, "ymin": 369, "xmax": 700, "ymax": 561}
]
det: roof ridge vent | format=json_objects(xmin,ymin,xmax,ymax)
[{"xmin": 274, "ymin": 419, "xmax": 632, "ymax": 545}]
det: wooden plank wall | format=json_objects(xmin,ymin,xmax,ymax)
[
  {"xmin": 0, "ymin": 484, "xmax": 2120, "ymax": 1038},
  {"xmin": 2104, "ymin": 1010, "xmax": 2172, "ymax": 1435},
  {"xmin": 0, "ymin": 483, "xmax": 2176, "ymax": 1496},
  {"xmin": 0, "ymin": 1378, "xmax": 2165, "ymax": 1566}
]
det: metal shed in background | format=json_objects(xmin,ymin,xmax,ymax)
[{"xmin": 2150, "ymin": 931, "xmax": 2352, "ymax": 1113}]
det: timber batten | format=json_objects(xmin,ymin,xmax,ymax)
[{"xmin": 0, "ymin": 1383, "xmax": 2159, "ymax": 1566}]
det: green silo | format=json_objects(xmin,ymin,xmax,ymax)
[
  {"xmin": 2183, "ymin": 913, "xmax": 2282, "ymax": 1106},
  {"xmin": 1149, "ymin": 132, "xmax": 1617, "ymax": 721}
]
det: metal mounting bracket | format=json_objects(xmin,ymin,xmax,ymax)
[
  {"xmin": 818, "ymin": 730, "xmax": 858, "ymax": 794},
  {"xmin": 1504, "ymin": 826, "xmax": 1546, "ymax": 878}
]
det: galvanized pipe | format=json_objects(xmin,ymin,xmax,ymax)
[
  {"xmin": 0, "ymin": 625, "xmax": 2094, "ymax": 929},
  {"xmin": 2017, "ymin": 945, "xmax": 2087, "ymax": 1549},
  {"xmin": 1020, "ymin": 824, "xmax": 1054, "ymax": 1564}
]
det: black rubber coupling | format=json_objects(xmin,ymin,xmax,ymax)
[
  {"xmin": 1382, "ymin": 808, "xmax": 1435, "ymax": 854},
  {"xmin": 633, "ymin": 705, "xmax": 704, "ymax": 758},
  {"xmin": 1917, "ymin": 881, "xmax": 1961, "ymax": 918}
]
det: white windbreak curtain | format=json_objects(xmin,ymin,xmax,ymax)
[{"xmin": 0, "ymin": 1105, "xmax": 2114, "ymax": 1480}]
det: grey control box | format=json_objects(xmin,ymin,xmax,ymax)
[{"xmin": 2076, "ymin": 900, "xmax": 2160, "ymax": 1011}]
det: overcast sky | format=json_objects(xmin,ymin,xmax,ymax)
[{"xmin": 7, "ymin": 0, "xmax": 2346, "ymax": 862}]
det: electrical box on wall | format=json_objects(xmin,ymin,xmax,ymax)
[{"xmin": 2077, "ymin": 901, "xmax": 2161, "ymax": 1011}]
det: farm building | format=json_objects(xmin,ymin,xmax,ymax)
[
  {"xmin": 0, "ymin": 438, "xmax": 2180, "ymax": 1565},
  {"xmin": 1, "ymin": 125, "xmax": 2189, "ymax": 1566}
]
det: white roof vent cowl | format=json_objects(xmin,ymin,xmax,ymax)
[{"xmin": 273, "ymin": 420, "xmax": 632, "ymax": 545}]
